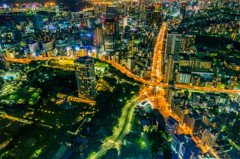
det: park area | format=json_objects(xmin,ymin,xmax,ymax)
[{"xmin": 0, "ymin": 82, "xmax": 41, "ymax": 106}]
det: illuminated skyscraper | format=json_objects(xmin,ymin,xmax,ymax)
[
  {"xmin": 74, "ymin": 56, "xmax": 96, "ymax": 99},
  {"xmin": 103, "ymin": 7, "xmax": 119, "ymax": 53},
  {"xmin": 166, "ymin": 116, "xmax": 179, "ymax": 136},
  {"xmin": 103, "ymin": 18, "xmax": 119, "ymax": 53},
  {"xmin": 165, "ymin": 54, "xmax": 174, "ymax": 84},
  {"xmin": 165, "ymin": 32, "xmax": 182, "ymax": 61},
  {"xmin": 167, "ymin": 80, "xmax": 175, "ymax": 109},
  {"xmin": 94, "ymin": 25, "xmax": 103, "ymax": 48},
  {"xmin": 180, "ymin": 2, "xmax": 187, "ymax": 21}
]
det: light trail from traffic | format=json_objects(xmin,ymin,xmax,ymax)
[
  {"xmin": 4, "ymin": 56, "xmax": 73, "ymax": 64},
  {"xmin": 2, "ymin": 21, "xmax": 235, "ymax": 158},
  {"xmin": 139, "ymin": 22, "xmax": 220, "ymax": 158},
  {"xmin": 99, "ymin": 22, "xmax": 240, "ymax": 95},
  {"xmin": 99, "ymin": 57, "xmax": 240, "ymax": 94},
  {"xmin": 98, "ymin": 21, "xmax": 236, "ymax": 157},
  {"xmin": 0, "ymin": 138, "xmax": 12, "ymax": 151},
  {"xmin": 175, "ymin": 84, "xmax": 240, "ymax": 94},
  {"xmin": 139, "ymin": 86, "xmax": 219, "ymax": 158},
  {"xmin": 88, "ymin": 97, "xmax": 138, "ymax": 159},
  {"xmin": 151, "ymin": 22, "xmax": 167, "ymax": 83}
]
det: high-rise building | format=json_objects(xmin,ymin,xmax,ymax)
[
  {"xmin": 127, "ymin": 57, "xmax": 136, "ymax": 71},
  {"xmin": 29, "ymin": 42, "xmax": 40, "ymax": 53},
  {"xmin": 180, "ymin": 2, "xmax": 187, "ymax": 21},
  {"xmin": 173, "ymin": 105, "xmax": 188, "ymax": 124},
  {"xmin": 42, "ymin": 41, "xmax": 54, "ymax": 51},
  {"xmin": 201, "ymin": 128, "xmax": 218, "ymax": 148},
  {"xmin": 166, "ymin": 116, "xmax": 179, "ymax": 136},
  {"xmin": 74, "ymin": 56, "xmax": 96, "ymax": 99},
  {"xmin": 94, "ymin": 25, "xmax": 103, "ymax": 48},
  {"xmin": 5, "ymin": 50, "xmax": 16, "ymax": 59},
  {"xmin": 27, "ymin": 52, "xmax": 36, "ymax": 59},
  {"xmin": 123, "ymin": 16, "xmax": 128, "ymax": 28},
  {"xmin": 103, "ymin": 18, "xmax": 119, "ymax": 53},
  {"xmin": 165, "ymin": 54, "xmax": 174, "ymax": 84},
  {"xmin": 93, "ymin": 4, "xmax": 101, "ymax": 18},
  {"xmin": 183, "ymin": 113, "xmax": 203, "ymax": 135},
  {"xmin": 152, "ymin": 11, "xmax": 161, "ymax": 27},
  {"xmin": 139, "ymin": 4, "xmax": 146, "ymax": 22},
  {"xmin": 165, "ymin": 32, "xmax": 182, "ymax": 61},
  {"xmin": 106, "ymin": 7, "xmax": 119, "ymax": 19},
  {"xmin": 167, "ymin": 80, "xmax": 175, "ymax": 108},
  {"xmin": 171, "ymin": 134, "xmax": 202, "ymax": 159}
]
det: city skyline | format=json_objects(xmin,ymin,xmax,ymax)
[{"xmin": 0, "ymin": 1, "xmax": 240, "ymax": 159}]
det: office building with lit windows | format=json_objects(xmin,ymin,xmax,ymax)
[
  {"xmin": 74, "ymin": 56, "xmax": 96, "ymax": 99},
  {"xmin": 165, "ymin": 32, "xmax": 182, "ymax": 61},
  {"xmin": 183, "ymin": 113, "xmax": 203, "ymax": 135},
  {"xmin": 94, "ymin": 25, "xmax": 103, "ymax": 48},
  {"xmin": 103, "ymin": 18, "xmax": 119, "ymax": 53},
  {"xmin": 166, "ymin": 116, "xmax": 179, "ymax": 136},
  {"xmin": 165, "ymin": 54, "xmax": 174, "ymax": 84},
  {"xmin": 171, "ymin": 134, "xmax": 202, "ymax": 159},
  {"xmin": 182, "ymin": 34, "xmax": 196, "ymax": 53}
]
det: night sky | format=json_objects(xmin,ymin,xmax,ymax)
[{"xmin": 0, "ymin": 0, "xmax": 92, "ymax": 11}]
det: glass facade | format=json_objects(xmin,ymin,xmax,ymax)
[{"xmin": 75, "ymin": 56, "xmax": 96, "ymax": 99}]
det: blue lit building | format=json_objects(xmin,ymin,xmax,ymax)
[
  {"xmin": 171, "ymin": 134, "xmax": 202, "ymax": 159},
  {"xmin": 166, "ymin": 116, "xmax": 179, "ymax": 136},
  {"xmin": 80, "ymin": 29, "xmax": 94, "ymax": 47},
  {"xmin": 103, "ymin": 18, "xmax": 119, "ymax": 53}
]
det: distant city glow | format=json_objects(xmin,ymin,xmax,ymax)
[
  {"xmin": 75, "ymin": 47, "xmax": 80, "ymax": 51},
  {"xmin": 0, "ymin": 2, "xmax": 239, "ymax": 159},
  {"xmin": 2, "ymin": 4, "xmax": 8, "ymax": 9}
]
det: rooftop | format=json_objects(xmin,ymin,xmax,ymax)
[{"xmin": 74, "ymin": 56, "xmax": 94, "ymax": 64}]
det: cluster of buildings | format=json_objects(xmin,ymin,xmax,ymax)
[
  {"xmin": 98, "ymin": 5, "xmax": 240, "ymax": 91},
  {"xmin": 99, "ymin": 2, "xmax": 165, "ymax": 78},
  {"xmin": 0, "ymin": 4, "xmax": 96, "ymax": 66},
  {"xmin": 0, "ymin": 1, "xmax": 240, "ymax": 158},
  {"xmin": 162, "ymin": 8, "xmax": 240, "ymax": 158},
  {"xmin": 165, "ymin": 85, "xmax": 240, "ymax": 158},
  {"xmin": 165, "ymin": 29, "xmax": 239, "ymax": 90},
  {"xmin": 190, "ymin": 7, "xmax": 240, "ymax": 41},
  {"xmin": 74, "ymin": 56, "xmax": 96, "ymax": 100},
  {"xmin": 154, "ymin": 2, "xmax": 240, "ymax": 159}
]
